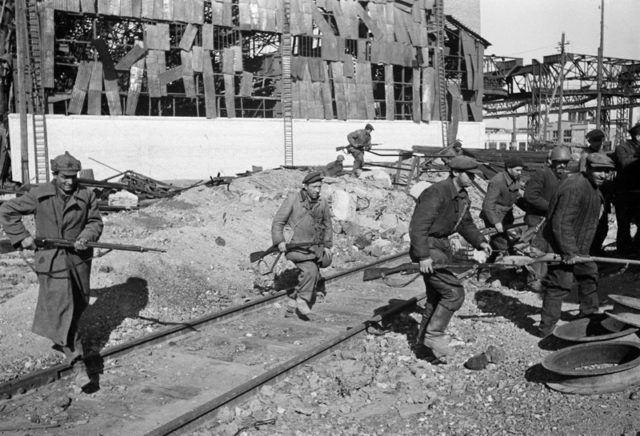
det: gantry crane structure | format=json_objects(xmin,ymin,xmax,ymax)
[{"xmin": 482, "ymin": 52, "xmax": 640, "ymax": 147}]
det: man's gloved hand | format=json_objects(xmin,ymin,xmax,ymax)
[
  {"xmin": 419, "ymin": 257, "xmax": 434, "ymax": 274},
  {"xmin": 563, "ymin": 254, "xmax": 577, "ymax": 264},
  {"xmin": 278, "ymin": 242, "xmax": 287, "ymax": 253},
  {"xmin": 494, "ymin": 223, "xmax": 504, "ymax": 233},
  {"xmin": 479, "ymin": 241, "xmax": 493, "ymax": 257},
  {"xmin": 20, "ymin": 236, "xmax": 36, "ymax": 250},
  {"xmin": 74, "ymin": 238, "xmax": 88, "ymax": 251}
]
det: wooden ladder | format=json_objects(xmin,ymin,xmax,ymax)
[
  {"xmin": 434, "ymin": 0, "xmax": 448, "ymax": 148},
  {"xmin": 281, "ymin": 0, "xmax": 294, "ymax": 166},
  {"xmin": 25, "ymin": 0, "xmax": 49, "ymax": 183}
]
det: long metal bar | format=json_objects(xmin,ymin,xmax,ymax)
[{"xmin": 145, "ymin": 294, "xmax": 425, "ymax": 436}]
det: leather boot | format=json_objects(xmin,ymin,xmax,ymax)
[
  {"xmin": 422, "ymin": 305, "xmax": 455, "ymax": 362},
  {"xmin": 415, "ymin": 303, "xmax": 435, "ymax": 346}
]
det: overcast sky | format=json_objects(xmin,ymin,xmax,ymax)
[{"xmin": 480, "ymin": 0, "xmax": 640, "ymax": 63}]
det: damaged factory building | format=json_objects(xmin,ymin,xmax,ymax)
[{"xmin": 1, "ymin": 0, "xmax": 486, "ymax": 183}]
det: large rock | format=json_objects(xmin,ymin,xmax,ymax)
[
  {"xmin": 331, "ymin": 189, "xmax": 357, "ymax": 221},
  {"xmin": 380, "ymin": 213, "xmax": 398, "ymax": 230},
  {"xmin": 360, "ymin": 169, "xmax": 392, "ymax": 187}
]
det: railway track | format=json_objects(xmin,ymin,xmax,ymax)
[{"xmin": 0, "ymin": 250, "xmax": 444, "ymax": 434}]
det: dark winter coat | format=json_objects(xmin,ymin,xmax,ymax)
[
  {"xmin": 614, "ymin": 139, "xmax": 640, "ymax": 192},
  {"xmin": 481, "ymin": 171, "xmax": 523, "ymax": 227},
  {"xmin": 0, "ymin": 181, "xmax": 103, "ymax": 344},
  {"xmin": 409, "ymin": 177, "xmax": 484, "ymax": 261},
  {"xmin": 346, "ymin": 129, "xmax": 371, "ymax": 150},
  {"xmin": 323, "ymin": 160, "xmax": 344, "ymax": 177},
  {"xmin": 271, "ymin": 190, "xmax": 333, "ymax": 262},
  {"xmin": 523, "ymin": 166, "xmax": 562, "ymax": 227},
  {"xmin": 535, "ymin": 173, "xmax": 604, "ymax": 256}
]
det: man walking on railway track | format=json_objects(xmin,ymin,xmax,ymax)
[
  {"xmin": 521, "ymin": 145, "xmax": 571, "ymax": 291},
  {"xmin": 346, "ymin": 123, "xmax": 374, "ymax": 177},
  {"xmin": 410, "ymin": 156, "xmax": 492, "ymax": 363},
  {"xmin": 0, "ymin": 152, "xmax": 103, "ymax": 384},
  {"xmin": 534, "ymin": 153, "xmax": 615, "ymax": 337},
  {"xmin": 271, "ymin": 171, "xmax": 333, "ymax": 320}
]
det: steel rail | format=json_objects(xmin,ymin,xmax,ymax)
[
  {"xmin": 0, "ymin": 251, "xmax": 410, "ymax": 398},
  {"xmin": 145, "ymin": 294, "xmax": 426, "ymax": 436}
]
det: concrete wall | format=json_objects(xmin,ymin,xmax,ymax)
[{"xmin": 8, "ymin": 114, "xmax": 485, "ymax": 182}]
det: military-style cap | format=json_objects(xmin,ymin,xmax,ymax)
[
  {"xmin": 336, "ymin": 155, "xmax": 345, "ymax": 161},
  {"xmin": 302, "ymin": 171, "xmax": 324, "ymax": 185},
  {"xmin": 449, "ymin": 156, "xmax": 482, "ymax": 174},
  {"xmin": 365, "ymin": 123, "xmax": 374, "ymax": 131},
  {"xmin": 505, "ymin": 156, "xmax": 525, "ymax": 169},
  {"xmin": 629, "ymin": 123, "xmax": 640, "ymax": 137},
  {"xmin": 50, "ymin": 151, "xmax": 81, "ymax": 175},
  {"xmin": 586, "ymin": 153, "xmax": 614, "ymax": 169},
  {"xmin": 452, "ymin": 139, "xmax": 463, "ymax": 148},
  {"xmin": 586, "ymin": 129, "xmax": 605, "ymax": 140}
]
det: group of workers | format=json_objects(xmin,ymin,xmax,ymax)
[{"xmin": 1, "ymin": 122, "xmax": 639, "ymax": 381}]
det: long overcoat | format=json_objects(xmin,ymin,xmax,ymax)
[
  {"xmin": 534, "ymin": 173, "xmax": 603, "ymax": 256},
  {"xmin": 480, "ymin": 171, "xmax": 522, "ymax": 227},
  {"xmin": 0, "ymin": 182, "xmax": 103, "ymax": 344},
  {"xmin": 522, "ymin": 166, "xmax": 562, "ymax": 227}
]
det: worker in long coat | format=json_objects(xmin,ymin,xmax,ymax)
[
  {"xmin": 534, "ymin": 153, "xmax": 615, "ymax": 337},
  {"xmin": 614, "ymin": 123, "xmax": 640, "ymax": 255},
  {"xmin": 0, "ymin": 152, "xmax": 103, "ymax": 364},
  {"xmin": 481, "ymin": 156, "xmax": 526, "ymax": 254},
  {"xmin": 521, "ymin": 146, "xmax": 570, "ymax": 291},
  {"xmin": 272, "ymin": 171, "xmax": 333, "ymax": 319},
  {"xmin": 410, "ymin": 156, "xmax": 492, "ymax": 363}
]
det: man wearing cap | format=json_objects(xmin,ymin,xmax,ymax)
[
  {"xmin": 449, "ymin": 139, "xmax": 464, "ymax": 157},
  {"xmin": 614, "ymin": 123, "xmax": 640, "ymax": 255},
  {"xmin": 521, "ymin": 145, "xmax": 571, "ymax": 291},
  {"xmin": 272, "ymin": 171, "xmax": 333, "ymax": 320},
  {"xmin": 0, "ymin": 152, "xmax": 103, "ymax": 377},
  {"xmin": 346, "ymin": 123, "xmax": 374, "ymax": 177},
  {"xmin": 410, "ymin": 156, "xmax": 492, "ymax": 363},
  {"xmin": 323, "ymin": 154, "xmax": 345, "ymax": 177},
  {"xmin": 534, "ymin": 153, "xmax": 615, "ymax": 337},
  {"xmin": 481, "ymin": 156, "xmax": 526, "ymax": 253}
]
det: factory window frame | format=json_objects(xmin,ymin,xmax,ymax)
[
  {"xmin": 488, "ymin": 141, "xmax": 497, "ymax": 150},
  {"xmin": 499, "ymin": 142, "xmax": 507, "ymax": 150},
  {"xmin": 518, "ymin": 142, "xmax": 526, "ymax": 151},
  {"xmin": 563, "ymin": 129, "xmax": 572, "ymax": 143}
]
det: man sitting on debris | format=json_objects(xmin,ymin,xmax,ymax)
[
  {"xmin": 323, "ymin": 155, "xmax": 345, "ymax": 177},
  {"xmin": 346, "ymin": 123, "xmax": 374, "ymax": 177},
  {"xmin": 481, "ymin": 156, "xmax": 526, "ymax": 254},
  {"xmin": 0, "ymin": 152, "xmax": 103, "ymax": 386},
  {"xmin": 534, "ymin": 153, "xmax": 615, "ymax": 337},
  {"xmin": 271, "ymin": 171, "xmax": 333, "ymax": 320},
  {"xmin": 449, "ymin": 139, "xmax": 464, "ymax": 157},
  {"xmin": 521, "ymin": 145, "xmax": 571, "ymax": 291},
  {"xmin": 410, "ymin": 156, "xmax": 492, "ymax": 363}
]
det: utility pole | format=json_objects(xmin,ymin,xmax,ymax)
[
  {"xmin": 557, "ymin": 33, "xmax": 567, "ymax": 144},
  {"xmin": 596, "ymin": 0, "xmax": 604, "ymax": 131}
]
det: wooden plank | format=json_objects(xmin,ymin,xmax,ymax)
[
  {"xmin": 152, "ymin": 0, "xmax": 163, "ymax": 19},
  {"xmin": 412, "ymin": 67, "xmax": 421, "ymax": 122},
  {"xmin": 141, "ymin": 0, "xmax": 154, "ymax": 18},
  {"xmin": 232, "ymin": 45, "xmax": 243, "ymax": 72},
  {"xmin": 321, "ymin": 36, "xmax": 340, "ymax": 61},
  {"xmin": 421, "ymin": 66, "xmax": 435, "ymax": 121},
  {"xmin": 191, "ymin": 46, "xmax": 203, "ymax": 72},
  {"xmin": 87, "ymin": 61, "xmax": 103, "ymax": 115},
  {"xmin": 342, "ymin": 54, "xmax": 354, "ymax": 78},
  {"xmin": 80, "ymin": 0, "xmax": 95, "ymax": 13},
  {"xmin": 131, "ymin": 0, "xmax": 142, "ymax": 17},
  {"xmin": 114, "ymin": 43, "xmax": 147, "ymax": 71},
  {"xmin": 193, "ymin": 0, "xmax": 204, "ymax": 23},
  {"xmin": 239, "ymin": 0, "xmax": 251, "ymax": 29},
  {"xmin": 108, "ymin": 0, "xmax": 120, "ymax": 16},
  {"xmin": 40, "ymin": 3, "xmax": 55, "ymax": 89},
  {"xmin": 331, "ymin": 62, "xmax": 347, "ymax": 120},
  {"xmin": 178, "ymin": 24, "xmax": 198, "ymax": 51},
  {"xmin": 202, "ymin": 51, "xmax": 217, "ymax": 118},
  {"xmin": 145, "ymin": 50, "xmax": 164, "ymax": 98},
  {"xmin": 181, "ymin": 51, "xmax": 196, "ymax": 97},
  {"xmin": 126, "ymin": 56, "xmax": 145, "ymax": 115},
  {"xmin": 104, "ymin": 77, "xmax": 122, "ymax": 115},
  {"xmin": 224, "ymin": 74, "xmax": 236, "ymax": 117},
  {"xmin": 222, "ymin": 48, "xmax": 234, "ymax": 74},
  {"xmin": 66, "ymin": 0, "xmax": 80, "ymax": 12},
  {"xmin": 97, "ymin": 0, "xmax": 109, "ymax": 13},
  {"xmin": 183, "ymin": 0, "xmax": 195, "ymax": 23},
  {"xmin": 68, "ymin": 61, "xmax": 91, "ymax": 114},
  {"xmin": 161, "ymin": 0, "xmax": 173, "ymax": 20},
  {"xmin": 173, "ymin": 0, "xmax": 185, "ymax": 21},
  {"xmin": 384, "ymin": 64, "xmax": 394, "ymax": 120},
  {"xmin": 321, "ymin": 62, "xmax": 333, "ymax": 119},
  {"xmin": 239, "ymin": 71, "xmax": 253, "ymax": 97},
  {"xmin": 120, "ymin": 0, "xmax": 132, "ymax": 16},
  {"xmin": 158, "ymin": 65, "xmax": 185, "ymax": 85},
  {"xmin": 202, "ymin": 24, "xmax": 214, "ymax": 50},
  {"xmin": 346, "ymin": 81, "xmax": 359, "ymax": 119}
]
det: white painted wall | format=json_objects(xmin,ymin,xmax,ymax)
[{"xmin": 8, "ymin": 114, "xmax": 485, "ymax": 182}]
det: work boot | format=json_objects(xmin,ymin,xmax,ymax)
[
  {"xmin": 422, "ymin": 305, "xmax": 455, "ymax": 363},
  {"xmin": 71, "ymin": 361, "xmax": 92, "ymax": 390},
  {"xmin": 296, "ymin": 297, "xmax": 312, "ymax": 315}
]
